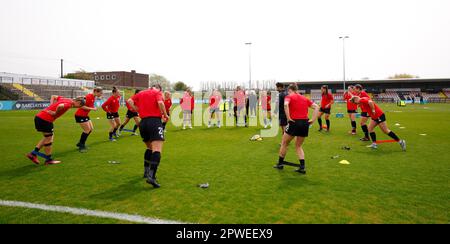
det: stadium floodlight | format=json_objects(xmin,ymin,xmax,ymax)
[
  {"xmin": 245, "ymin": 42, "xmax": 252, "ymax": 89},
  {"xmin": 60, "ymin": 59, "xmax": 64, "ymax": 78},
  {"xmin": 339, "ymin": 36, "xmax": 350, "ymax": 90}
]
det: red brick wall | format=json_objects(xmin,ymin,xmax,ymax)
[{"xmin": 90, "ymin": 71, "xmax": 149, "ymax": 88}]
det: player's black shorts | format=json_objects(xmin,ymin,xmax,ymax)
[
  {"xmin": 107, "ymin": 112, "xmax": 120, "ymax": 119},
  {"xmin": 279, "ymin": 114, "xmax": 288, "ymax": 126},
  {"xmin": 361, "ymin": 112, "xmax": 370, "ymax": 118},
  {"xmin": 75, "ymin": 116, "xmax": 90, "ymax": 123},
  {"xmin": 285, "ymin": 119, "xmax": 310, "ymax": 137},
  {"xmin": 320, "ymin": 107, "xmax": 331, "ymax": 114},
  {"xmin": 372, "ymin": 113, "xmax": 386, "ymax": 124},
  {"xmin": 34, "ymin": 116, "xmax": 54, "ymax": 133},
  {"xmin": 347, "ymin": 110, "xmax": 357, "ymax": 114},
  {"xmin": 126, "ymin": 110, "xmax": 139, "ymax": 119},
  {"xmin": 140, "ymin": 117, "xmax": 165, "ymax": 142}
]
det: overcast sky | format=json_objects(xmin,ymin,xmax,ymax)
[{"xmin": 1, "ymin": 0, "xmax": 450, "ymax": 89}]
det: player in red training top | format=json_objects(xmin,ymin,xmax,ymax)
[
  {"xmin": 180, "ymin": 89, "xmax": 194, "ymax": 130},
  {"xmin": 350, "ymin": 96, "xmax": 406, "ymax": 151},
  {"xmin": 354, "ymin": 84, "xmax": 371, "ymax": 141},
  {"xmin": 233, "ymin": 86, "xmax": 246, "ymax": 126},
  {"xmin": 50, "ymin": 95, "xmax": 72, "ymax": 104},
  {"xmin": 163, "ymin": 91, "xmax": 172, "ymax": 131},
  {"xmin": 27, "ymin": 97, "xmax": 86, "ymax": 165},
  {"xmin": 119, "ymin": 89, "xmax": 141, "ymax": 136},
  {"xmin": 317, "ymin": 85, "xmax": 334, "ymax": 132},
  {"xmin": 127, "ymin": 84, "xmax": 169, "ymax": 188},
  {"xmin": 208, "ymin": 90, "xmax": 222, "ymax": 128},
  {"xmin": 101, "ymin": 87, "xmax": 121, "ymax": 141},
  {"xmin": 260, "ymin": 90, "xmax": 272, "ymax": 128},
  {"xmin": 74, "ymin": 87, "xmax": 103, "ymax": 153},
  {"xmin": 344, "ymin": 85, "xmax": 358, "ymax": 135},
  {"xmin": 274, "ymin": 83, "xmax": 319, "ymax": 174}
]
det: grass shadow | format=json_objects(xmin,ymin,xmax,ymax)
[
  {"xmin": 0, "ymin": 164, "xmax": 45, "ymax": 179},
  {"xmin": 42, "ymin": 139, "xmax": 118, "ymax": 159},
  {"xmin": 275, "ymin": 169, "xmax": 323, "ymax": 190},
  {"xmin": 88, "ymin": 177, "xmax": 150, "ymax": 201},
  {"xmin": 350, "ymin": 145, "xmax": 401, "ymax": 156}
]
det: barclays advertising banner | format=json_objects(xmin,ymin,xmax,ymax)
[
  {"xmin": 13, "ymin": 101, "xmax": 51, "ymax": 110},
  {"xmin": 0, "ymin": 101, "xmax": 51, "ymax": 111}
]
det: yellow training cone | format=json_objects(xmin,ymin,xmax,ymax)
[{"xmin": 339, "ymin": 160, "xmax": 350, "ymax": 165}]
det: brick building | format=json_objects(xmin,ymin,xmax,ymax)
[{"xmin": 69, "ymin": 70, "xmax": 149, "ymax": 88}]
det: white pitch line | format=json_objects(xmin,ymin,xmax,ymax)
[{"xmin": 0, "ymin": 199, "xmax": 184, "ymax": 224}]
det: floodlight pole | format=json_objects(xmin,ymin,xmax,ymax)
[
  {"xmin": 245, "ymin": 42, "xmax": 252, "ymax": 89},
  {"xmin": 339, "ymin": 36, "xmax": 349, "ymax": 90},
  {"xmin": 60, "ymin": 59, "xmax": 64, "ymax": 78}
]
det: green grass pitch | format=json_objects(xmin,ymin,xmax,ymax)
[{"xmin": 0, "ymin": 103, "xmax": 449, "ymax": 224}]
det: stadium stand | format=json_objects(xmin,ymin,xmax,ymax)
[
  {"xmin": 1, "ymin": 73, "xmax": 449, "ymax": 104},
  {"xmin": 13, "ymin": 83, "xmax": 44, "ymax": 101},
  {"xmin": 444, "ymin": 88, "xmax": 450, "ymax": 98},
  {"xmin": 0, "ymin": 73, "xmax": 94, "ymax": 101},
  {"xmin": 310, "ymin": 89, "xmax": 322, "ymax": 102},
  {"xmin": 421, "ymin": 92, "xmax": 442, "ymax": 100},
  {"xmin": 0, "ymin": 84, "xmax": 19, "ymax": 100},
  {"xmin": 334, "ymin": 89, "xmax": 344, "ymax": 101},
  {"xmin": 0, "ymin": 83, "xmax": 87, "ymax": 101},
  {"xmin": 374, "ymin": 92, "xmax": 397, "ymax": 103},
  {"xmin": 21, "ymin": 84, "xmax": 88, "ymax": 100},
  {"xmin": 0, "ymin": 83, "xmax": 36, "ymax": 101}
]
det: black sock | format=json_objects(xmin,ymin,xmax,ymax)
[
  {"xmin": 326, "ymin": 120, "xmax": 330, "ymax": 130},
  {"xmin": 113, "ymin": 128, "xmax": 118, "ymax": 134},
  {"xmin": 109, "ymin": 132, "xmax": 113, "ymax": 138},
  {"xmin": 144, "ymin": 149, "xmax": 152, "ymax": 167},
  {"xmin": 370, "ymin": 132, "xmax": 377, "ymax": 142},
  {"xmin": 119, "ymin": 125, "xmax": 125, "ymax": 130},
  {"xmin": 388, "ymin": 131, "xmax": 400, "ymax": 141},
  {"xmin": 79, "ymin": 132, "xmax": 90, "ymax": 145},
  {"xmin": 278, "ymin": 156, "xmax": 284, "ymax": 165},
  {"xmin": 133, "ymin": 125, "xmax": 138, "ymax": 132},
  {"xmin": 318, "ymin": 118, "xmax": 322, "ymax": 128},
  {"xmin": 362, "ymin": 125, "xmax": 369, "ymax": 138},
  {"xmin": 299, "ymin": 159, "xmax": 305, "ymax": 170},
  {"xmin": 351, "ymin": 121, "xmax": 357, "ymax": 130},
  {"xmin": 150, "ymin": 152, "xmax": 161, "ymax": 178}
]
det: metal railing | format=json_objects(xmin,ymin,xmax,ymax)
[{"xmin": 0, "ymin": 73, "xmax": 94, "ymax": 88}]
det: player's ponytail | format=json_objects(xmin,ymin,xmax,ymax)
[{"xmin": 112, "ymin": 86, "xmax": 118, "ymax": 94}]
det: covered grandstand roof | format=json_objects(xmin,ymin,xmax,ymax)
[{"xmin": 281, "ymin": 78, "xmax": 450, "ymax": 85}]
